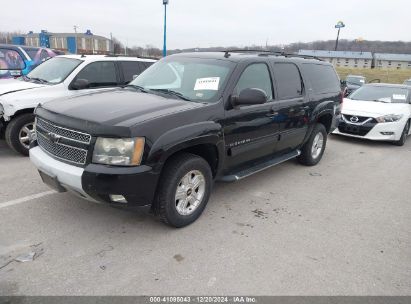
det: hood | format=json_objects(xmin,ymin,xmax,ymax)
[
  {"xmin": 40, "ymin": 88, "xmax": 205, "ymax": 127},
  {"xmin": 0, "ymin": 78, "xmax": 45, "ymax": 96},
  {"xmin": 343, "ymin": 98, "xmax": 408, "ymax": 117}
]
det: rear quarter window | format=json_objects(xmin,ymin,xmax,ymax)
[{"xmin": 302, "ymin": 63, "xmax": 340, "ymax": 94}]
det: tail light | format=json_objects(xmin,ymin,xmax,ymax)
[{"xmin": 340, "ymin": 88, "xmax": 347, "ymax": 104}]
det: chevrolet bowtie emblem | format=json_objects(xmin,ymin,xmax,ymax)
[{"xmin": 47, "ymin": 132, "xmax": 61, "ymax": 144}]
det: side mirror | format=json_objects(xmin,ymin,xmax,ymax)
[
  {"xmin": 71, "ymin": 79, "xmax": 90, "ymax": 90},
  {"xmin": 340, "ymin": 80, "xmax": 347, "ymax": 87},
  {"xmin": 231, "ymin": 88, "xmax": 267, "ymax": 107}
]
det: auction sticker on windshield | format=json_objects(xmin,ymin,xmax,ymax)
[
  {"xmin": 194, "ymin": 77, "xmax": 220, "ymax": 91},
  {"xmin": 393, "ymin": 94, "xmax": 406, "ymax": 100}
]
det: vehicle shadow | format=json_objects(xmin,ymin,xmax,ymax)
[{"xmin": 0, "ymin": 140, "xmax": 24, "ymax": 159}]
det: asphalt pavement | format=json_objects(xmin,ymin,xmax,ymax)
[{"xmin": 0, "ymin": 135, "xmax": 410, "ymax": 296}]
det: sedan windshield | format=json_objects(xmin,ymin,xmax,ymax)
[
  {"xmin": 346, "ymin": 76, "xmax": 365, "ymax": 86},
  {"xmin": 349, "ymin": 85, "xmax": 409, "ymax": 103},
  {"xmin": 130, "ymin": 57, "xmax": 234, "ymax": 102},
  {"xmin": 26, "ymin": 57, "xmax": 82, "ymax": 84}
]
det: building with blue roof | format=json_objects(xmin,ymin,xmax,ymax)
[
  {"xmin": 374, "ymin": 53, "xmax": 411, "ymax": 69},
  {"xmin": 298, "ymin": 50, "xmax": 373, "ymax": 69}
]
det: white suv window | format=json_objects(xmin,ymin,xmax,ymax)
[{"xmin": 75, "ymin": 61, "xmax": 118, "ymax": 88}]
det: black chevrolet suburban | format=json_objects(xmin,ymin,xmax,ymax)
[{"xmin": 30, "ymin": 51, "xmax": 343, "ymax": 227}]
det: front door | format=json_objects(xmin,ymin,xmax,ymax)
[{"xmin": 223, "ymin": 62, "xmax": 280, "ymax": 172}]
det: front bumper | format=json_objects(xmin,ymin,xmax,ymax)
[
  {"xmin": 332, "ymin": 119, "xmax": 405, "ymax": 141},
  {"xmin": 30, "ymin": 146, "xmax": 159, "ymax": 206}
]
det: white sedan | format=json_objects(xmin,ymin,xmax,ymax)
[{"xmin": 333, "ymin": 83, "xmax": 411, "ymax": 146}]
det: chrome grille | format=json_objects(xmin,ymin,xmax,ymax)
[
  {"xmin": 36, "ymin": 117, "xmax": 91, "ymax": 144},
  {"xmin": 36, "ymin": 118, "xmax": 91, "ymax": 165}
]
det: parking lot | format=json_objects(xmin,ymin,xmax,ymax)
[{"xmin": 0, "ymin": 135, "xmax": 410, "ymax": 296}]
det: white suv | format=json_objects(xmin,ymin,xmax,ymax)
[{"xmin": 0, "ymin": 55, "xmax": 156, "ymax": 155}]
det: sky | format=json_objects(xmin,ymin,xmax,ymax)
[{"xmin": 2, "ymin": 0, "xmax": 410, "ymax": 49}]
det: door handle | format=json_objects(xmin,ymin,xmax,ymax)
[{"xmin": 266, "ymin": 111, "xmax": 279, "ymax": 117}]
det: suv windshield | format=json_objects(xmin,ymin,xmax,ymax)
[
  {"xmin": 26, "ymin": 57, "xmax": 82, "ymax": 84},
  {"xmin": 350, "ymin": 85, "xmax": 409, "ymax": 103},
  {"xmin": 130, "ymin": 57, "xmax": 234, "ymax": 102},
  {"xmin": 346, "ymin": 76, "xmax": 365, "ymax": 86}
]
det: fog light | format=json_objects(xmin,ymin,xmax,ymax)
[
  {"xmin": 380, "ymin": 132, "xmax": 394, "ymax": 135},
  {"xmin": 109, "ymin": 194, "xmax": 127, "ymax": 204}
]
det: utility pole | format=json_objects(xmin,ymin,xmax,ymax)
[
  {"xmin": 334, "ymin": 21, "xmax": 345, "ymax": 51},
  {"xmin": 73, "ymin": 25, "xmax": 79, "ymax": 54},
  {"xmin": 163, "ymin": 0, "xmax": 169, "ymax": 57}
]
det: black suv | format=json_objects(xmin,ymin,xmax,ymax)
[{"xmin": 30, "ymin": 51, "xmax": 343, "ymax": 227}]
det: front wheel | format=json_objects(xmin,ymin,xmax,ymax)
[
  {"xmin": 5, "ymin": 113, "xmax": 35, "ymax": 156},
  {"xmin": 393, "ymin": 121, "xmax": 410, "ymax": 146},
  {"xmin": 298, "ymin": 123, "xmax": 327, "ymax": 166},
  {"xmin": 154, "ymin": 153, "xmax": 212, "ymax": 228}
]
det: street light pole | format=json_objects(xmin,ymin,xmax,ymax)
[
  {"xmin": 334, "ymin": 21, "xmax": 345, "ymax": 51},
  {"xmin": 163, "ymin": 0, "xmax": 169, "ymax": 57}
]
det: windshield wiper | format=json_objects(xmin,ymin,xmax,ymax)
[
  {"xmin": 150, "ymin": 89, "xmax": 191, "ymax": 101},
  {"xmin": 371, "ymin": 99, "xmax": 389, "ymax": 103},
  {"xmin": 28, "ymin": 77, "xmax": 49, "ymax": 84},
  {"xmin": 123, "ymin": 84, "xmax": 149, "ymax": 93}
]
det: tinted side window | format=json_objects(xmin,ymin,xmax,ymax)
[
  {"xmin": 120, "ymin": 61, "xmax": 143, "ymax": 83},
  {"xmin": 76, "ymin": 61, "xmax": 117, "ymax": 88},
  {"xmin": 142, "ymin": 62, "xmax": 154, "ymax": 69},
  {"xmin": 273, "ymin": 63, "xmax": 303, "ymax": 99},
  {"xmin": 40, "ymin": 50, "xmax": 51, "ymax": 62},
  {"xmin": 0, "ymin": 48, "xmax": 25, "ymax": 70},
  {"xmin": 235, "ymin": 63, "xmax": 273, "ymax": 100},
  {"xmin": 302, "ymin": 64, "xmax": 340, "ymax": 94}
]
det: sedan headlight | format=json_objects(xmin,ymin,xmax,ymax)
[
  {"xmin": 92, "ymin": 137, "xmax": 145, "ymax": 166},
  {"xmin": 376, "ymin": 114, "xmax": 403, "ymax": 123}
]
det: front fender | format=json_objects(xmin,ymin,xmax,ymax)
[{"xmin": 147, "ymin": 121, "xmax": 224, "ymax": 172}]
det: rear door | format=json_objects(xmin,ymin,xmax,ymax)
[{"xmin": 271, "ymin": 61, "xmax": 309, "ymax": 152}]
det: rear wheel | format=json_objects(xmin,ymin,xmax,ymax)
[
  {"xmin": 154, "ymin": 153, "xmax": 212, "ymax": 228},
  {"xmin": 298, "ymin": 123, "xmax": 327, "ymax": 166},
  {"xmin": 5, "ymin": 113, "xmax": 35, "ymax": 156},
  {"xmin": 393, "ymin": 121, "xmax": 410, "ymax": 146}
]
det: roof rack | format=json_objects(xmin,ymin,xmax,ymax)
[
  {"xmin": 105, "ymin": 54, "xmax": 159, "ymax": 60},
  {"xmin": 222, "ymin": 49, "xmax": 322, "ymax": 61}
]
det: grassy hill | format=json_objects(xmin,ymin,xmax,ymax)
[{"xmin": 336, "ymin": 67, "xmax": 411, "ymax": 84}]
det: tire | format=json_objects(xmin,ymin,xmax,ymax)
[
  {"xmin": 5, "ymin": 113, "xmax": 35, "ymax": 156},
  {"xmin": 298, "ymin": 123, "xmax": 327, "ymax": 166},
  {"xmin": 154, "ymin": 153, "xmax": 213, "ymax": 228},
  {"xmin": 392, "ymin": 121, "xmax": 410, "ymax": 147}
]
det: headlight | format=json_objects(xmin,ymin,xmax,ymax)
[
  {"xmin": 376, "ymin": 114, "xmax": 403, "ymax": 123},
  {"xmin": 92, "ymin": 137, "xmax": 145, "ymax": 166}
]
